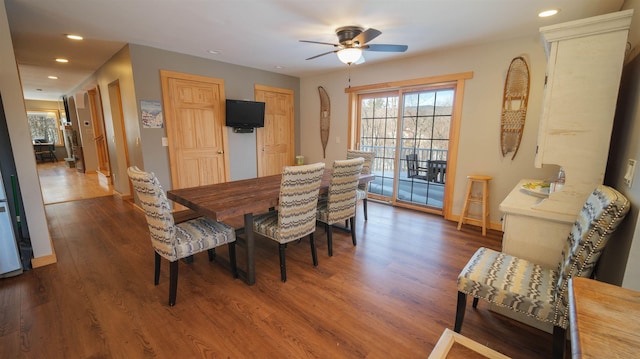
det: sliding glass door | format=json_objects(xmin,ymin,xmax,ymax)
[{"xmin": 357, "ymin": 87, "xmax": 454, "ymax": 211}]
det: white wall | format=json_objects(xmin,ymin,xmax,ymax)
[
  {"xmin": 300, "ymin": 35, "xmax": 558, "ymax": 225},
  {"xmin": 0, "ymin": 0, "xmax": 54, "ymax": 265}
]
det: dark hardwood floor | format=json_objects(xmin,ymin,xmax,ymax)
[{"xmin": 0, "ymin": 197, "xmax": 552, "ymax": 358}]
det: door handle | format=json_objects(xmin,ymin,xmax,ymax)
[{"xmin": 218, "ymin": 150, "xmax": 224, "ymax": 154}]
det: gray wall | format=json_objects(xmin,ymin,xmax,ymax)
[{"xmin": 127, "ymin": 44, "xmax": 300, "ymax": 190}]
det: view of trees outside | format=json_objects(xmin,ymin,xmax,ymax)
[
  {"xmin": 28, "ymin": 111, "xmax": 60, "ymax": 144},
  {"xmin": 359, "ymin": 88, "xmax": 454, "ymax": 208}
]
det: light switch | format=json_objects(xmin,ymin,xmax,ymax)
[
  {"xmin": 161, "ymin": 137, "xmax": 168, "ymax": 147},
  {"xmin": 624, "ymin": 159, "xmax": 636, "ymax": 188}
]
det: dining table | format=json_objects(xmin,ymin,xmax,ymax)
[{"xmin": 167, "ymin": 168, "xmax": 374, "ymax": 285}]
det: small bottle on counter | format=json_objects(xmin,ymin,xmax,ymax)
[{"xmin": 556, "ymin": 167, "xmax": 565, "ymax": 191}]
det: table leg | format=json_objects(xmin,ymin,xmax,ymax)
[{"xmin": 244, "ymin": 213, "xmax": 256, "ymax": 285}]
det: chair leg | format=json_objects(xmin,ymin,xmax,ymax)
[
  {"xmin": 552, "ymin": 326, "xmax": 566, "ymax": 359},
  {"xmin": 454, "ymin": 291, "xmax": 467, "ymax": 333},
  {"xmin": 350, "ymin": 217, "xmax": 357, "ymax": 246},
  {"xmin": 154, "ymin": 252, "xmax": 161, "ymax": 285},
  {"xmin": 345, "ymin": 219, "xmax": 349, "ymax": 228},
  {"xmin": 168, "ymin": 260, "xmax": 179, "ymax": 306},
  {"xmin": 472, "ymin": 297, "xmax": 479, "ymax": 308},
  {"xmin": 325, "ymin": 223, "xmax": 333, "ymax": 257},
  {"xmin": 309, "ymin": 233, "xmax": 318, "ymax": 266},
  {"xmin": 279, "ymin": 243, "xmax": 287, "ymax": 282},
  {"xmin": 207, "ymin": 248, "xmax": 216, "ymax": 262},
  {"xmin": 229, "ymin": 242, "xmax": 238, "ymax": 278},
  {"xmin": 363, "ymin": 198, "xmax": 368, "ymax": 221}
]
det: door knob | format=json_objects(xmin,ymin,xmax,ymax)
[{"xmin": 218, "ymin": 150, "xmax": 224, "ymax": 154}]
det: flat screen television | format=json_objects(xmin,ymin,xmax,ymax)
[{"xmin": 225, "ymin": 99, "xmax": 265, "ymax": 129}]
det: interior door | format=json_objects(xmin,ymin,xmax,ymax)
[
  {"xmin": 255, "ymin": 84, "xmax": 294, "ymax": 177},
  {"xmin": 160, "ymin": 70, "xmax": 230, "ymax": 189},
  {"xmin": 88, "ymin": 87, "xmax": 111, "ymax": 179}
]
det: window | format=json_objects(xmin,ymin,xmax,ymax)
[{"xmin": 27, "ymin": 110, "xmax": 63, "ymax": 145}]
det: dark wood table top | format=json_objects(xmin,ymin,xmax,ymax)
[
  {"xmin": 167, "ymin": 169, "xmax": 374, "ymax": 221},
  {"xmin": 569, "ymin": 277, "xmax": 640, "ymax": 358}
]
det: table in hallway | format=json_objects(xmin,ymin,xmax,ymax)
[{"xmin": 167, "ymin": 169, "xmax": 374, "ymax": 285}]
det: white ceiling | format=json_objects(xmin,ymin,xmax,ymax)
[{"xmin": 5, "ymin": 0, "xmax": 624, "ymax": 101}]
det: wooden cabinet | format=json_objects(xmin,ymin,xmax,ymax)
[{"xmin": 533, "ymin": 10, "xmax": 633, "ymax": 216}]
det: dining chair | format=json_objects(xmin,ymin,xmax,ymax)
[
  {"xmin": 127, "ymin": 166, "xmax": 237, "ymax": 306},
  {"xmin": 455, "ymin": 185, "xmax": 630, "ymax": 359},
  {"xmin": 252, "ymin": 162, "xmax": 326, "ymax": 282},
  {"xmin": 346, "ymin": 150, "xmax": 375, "ymax": 221},
  {"xmin": 316, "ymin": 157, "xmax": 364, "ymax": 257}
]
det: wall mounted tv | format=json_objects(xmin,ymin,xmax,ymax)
[{"xmin": 225, "ymin": 99, "xmax": 265, "ymax": 133}]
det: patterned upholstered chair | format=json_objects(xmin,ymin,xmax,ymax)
[
  {"xmin": 455, "ymin": 185, "xmax": 629, "ymax": 359},
  {"xmin": 346, "ymin": 150, "xmax": 375, "ymax": 221},
  {"xmin": 253, "ymin": 162, "xmax": 326, "ymax": 282},
  {"xmin": 316, "ymin": 157, "xmax": 365, "ymax": 257},
  {"xmin": 127, "ymin": 166, "xmax": 237, "ymax": 306}
]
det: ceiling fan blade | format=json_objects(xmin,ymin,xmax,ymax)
[
  {"xmin": 352, "ymin": 28, "xmax": 381, "ymax": 45},
  {"xmin": 306, "ymin": 50, "xmax": 338, "ymax": 60},
  {"xmin": 364, "ymin": 44, "xmax": 408, "ymax": 52},
  {"xmin": 300, "ymin": 40, "xmax": 339, "ymax": 46}
]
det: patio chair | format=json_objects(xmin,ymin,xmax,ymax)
[
  {"xmin": 455, "ymin": 185, "xmax": 630, "ymax": 359},
  {"xmin": 406, "ymin": 153, "xmax": 429, "ymax": 181},
  {"xmin": 127, "ymin": 166, "xmax": 237, "ymax": 306}
]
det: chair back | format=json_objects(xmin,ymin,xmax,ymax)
[
  {"xmin": 347, "ymin": 150, "xmax": 375, "ymax": 191},
  {"xmin": 553, "ymin": 185, "xmax": 630, "ymax": 327},
  {"xmin": 127, "ymin": 166, "xmax": 176, "ymax": 256},
  {"xmin": 406, "ymin": 153, "xmax": 419, "ymax": 178},
  {"xmin": 277, "ymin": 162, "xmax": 326, "ymax": 242},
  {"xmin": 326, "ymin": 158, "xmax": 365, "ymax": 223}
]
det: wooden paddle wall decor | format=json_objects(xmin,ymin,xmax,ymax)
[
  {"xmin": 500, "ymin": 56, "xmax": 530, "ymax": 160},
  {"xmin": 318, "ymin": 86, "xmax": 330, "ymax": 158}
]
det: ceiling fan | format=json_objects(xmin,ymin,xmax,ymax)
[{"xmin": 300, "ymin": 26, "xmax": 408, "ymax": 65}]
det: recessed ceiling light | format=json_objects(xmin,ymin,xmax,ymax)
[
  {"xmin": 538, "ymin": 9, "xmax": 559, "ymax": 18},
  {"xmin": 55, "ymin": 58, "xmax": 69, "ymax": 63},
  {"xmin": 48, "ymin": 76, "xmax": 58, "ymax": 80},
  {"xmin": 208, "ymin": 50, "xmax": 220, "ymax": 55},
  {"xmin": 66, "ymin": 34, "xmax": 83, "ymax": 40},
  {"xmin": 36, "ymin": 89, "xmax": 43, "ymax": 91},
  {"xmin": 275, "ymin": 66, "xmax": 284, "ymax": 69}
]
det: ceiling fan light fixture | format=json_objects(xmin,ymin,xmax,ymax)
[{"xmin": 337, "ymin": 48, "xmax": 362, "ymax": 65}]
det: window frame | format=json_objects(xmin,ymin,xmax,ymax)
[{"xmin": 27, "ymin": 110, "xmax": 64, "ymax": 146}]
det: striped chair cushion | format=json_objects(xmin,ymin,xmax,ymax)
[
  {"xmin": 317, "ymin": 158, "xmax": 364, "ymax": 225},
  {"xmin": 457, "ymin": 247, "xmax": 559, "ymax": 324},
  {"xmin": 128, "ymin": 166, "xmax": 236, "ymax": 262},
  {"xmin": 253, "ymin": 162, "xmax": 326, "ymax": 243},
  {"xmin": 174, "ymin": 218, "xmax": 236, "ymax": 259}
]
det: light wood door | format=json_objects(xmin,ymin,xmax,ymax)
[
  {"xmin": 255, "ymin": 84, "xmax": 294, "ymax": 177},
  {"xmin": 161, "ymin": 71, "xmax": 230, "ymax": 189},
  {"xmin": 88, "ymin": 88, "xmax": 110, "ymax": 178}
]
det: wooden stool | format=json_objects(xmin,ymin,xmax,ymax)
[{"xmin": 458, "ymin": 175, "xmax": 492, "ymax": 236}]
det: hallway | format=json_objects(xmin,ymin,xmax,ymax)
[{"xmin": 36, "ymin": 160, "xmax": 113, "ymax": 204}]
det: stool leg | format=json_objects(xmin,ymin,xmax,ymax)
[
  {"xmin": 458, "ymin": 180, "xmax": 473, "ymax": 230},
  {"xmin": 482, "ymin": 180, "xmax": 488, "ymax": 236}
]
